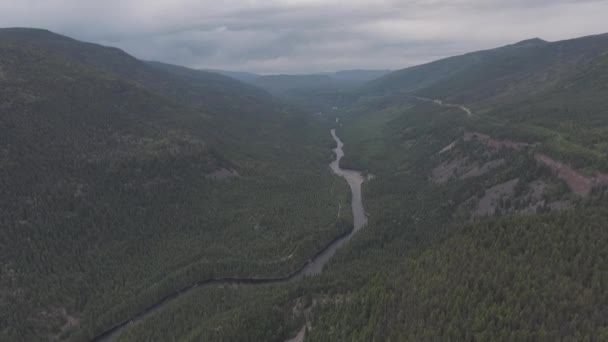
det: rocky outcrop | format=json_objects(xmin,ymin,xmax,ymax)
[
  {"xmin": 205, "ymin": 168, "xmax": 240, "ymax": 180},
  {"xmin": 535, "ymin": 154, "xmax": 608, "ymax": 196},
  {"xmin": 464, "ymin": 132, "xmax": 530, "ymax": 151}
]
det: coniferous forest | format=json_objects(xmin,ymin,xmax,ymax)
[{"xmin": 2, "ymin": 19, "xmax": 608, "ymax": 342}]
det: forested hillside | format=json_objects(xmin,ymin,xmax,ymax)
[
  {"xmin": 307, "ymin": 32, "xmax": 608, "ymax": 340},
  {"xmin": 0, "ymin": 28, "xmax": 351, "ymax": 341},
  {"xmin": 110, "ymin": 33, "xmax": 608, "ymax": 341},
  {"xmin": 3, "ymin": 26, "xmax": 608, "ymax": 342},
  {"xmin": 346, "ymin": 33, "xmax": 608, "ymax": 173},
  {"xmin": 0, "ymin": 28, "xmax": 278, "ymax": 119}
]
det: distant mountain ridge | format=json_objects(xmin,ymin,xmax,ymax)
[
  {"xmin": 203, "ymin": 69, "xmax": 260, "ymax": 83},
  {"xmin": 203, "ymin": 69, "xmax": 391, "ymax": 113},
  {"xmin": 208, "ymin": 68, "xmax": 391, "ymax": 84},
  {"xmin": 511, "ymin": 37, "xmax": 548, "ymax": 47},
  {"xmin": 361, "ymin": 33, "xmax": 608, "ymax": 104}
]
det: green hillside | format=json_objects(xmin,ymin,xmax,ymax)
[
  {"xmin": 0, "ymin": 28, "xmax": 350, "ymax": 341},
  {"xmin": 346, "ymin": 33, "xmax": 608, "ymax": 172},
  {"xmin": 102, "ymin": 33, "xmax": 608, "ymax": 342},
  {"xmin": 308, "ymin": 32, "xmax": 608, "ymax": 340},
  {"xmin": 3, "ymin": 26, "xmax": 608, "ymax": 342},
  {"xmin": 362, "ymin": 34, "xmax": 607, "ymax": 101}
]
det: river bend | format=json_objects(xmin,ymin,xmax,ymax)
[{"xmin": 93, "ymin": 129, "xmax": 367, "ymax": 341}]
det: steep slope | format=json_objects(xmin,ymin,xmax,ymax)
[
  {"xmin": 363, "ymin": 33, "xmax": 608, "ymax": 104},
  {"xmin": 0, "ymin": 29, "xmax": 350, "ymax": 341},
  {"xmin": 308, "ymin": 208, "xmax": 608, "ymax": 341},
  {"xmin": 0, "ymin": 28, "xmax": 281, "ymax": 124},
  {"xmin": 301, "ymin": 34, "xmax": 608, "ymax": 340},
  {"xmin": 349, "ymin": 33, "xmax": 608, "ymax": 173},
  {"xmin": 302, "ymin": 32, "xmax": 608, "ymax": 340},
  {"xmin": 202, "ymin": 69, "xmax": 260, "ymax": 83}
]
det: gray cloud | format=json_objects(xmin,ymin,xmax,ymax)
[{"xmin": 1, "ymin": 0, "xmax": 607, "ymax": 73}]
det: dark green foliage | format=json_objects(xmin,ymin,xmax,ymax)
[
  {"xmin": 4, "ymin": 27, "xmax": 608, "ymax": 342},
  {"xmin": 352, "ymin": 32, "xmax": 608, "ymax": 172},
  {"xmin": 127, "ymin": 32, "xmax": 608, "ymax": 341},
  {"xmin": 309, "ymin": 209, "xmax": 608, "ymax": 341},
  {"xmin": 0, "ymin": 28, "xmax": 350, "ymax": 341},
  {"xmin": 117, "ymin": 286, "xmax": 302, "ymax": 342}
]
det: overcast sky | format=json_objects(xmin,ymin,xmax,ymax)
[{"xmin": 1, "ymin": 0, "xmax": 608, "ymax": 74}]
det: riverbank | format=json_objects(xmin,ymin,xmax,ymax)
[{"xmin": 92, "ymin": 129, "xmax": 367, "ymax": 341}]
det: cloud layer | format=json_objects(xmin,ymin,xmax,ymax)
[{"xmin": 1, "ymin": 0, "xmax": 607, "ymax": 73}]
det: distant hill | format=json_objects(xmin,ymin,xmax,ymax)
[
  {"xmin": 209, "ymin": 69, "xmax": 390, "ymax": 85},
  {"xmin": 362, "ymin": 33, "xmax": 608, "ymax": 104},
  {"xmin": 323, "ymin": 69, "xmax": 392, "ymax": 82},
  {"xmin": 0, "ymin": 28, "xmax": 285, "ymax": 124},
  {"xmin": 250, "ymin": 70, "xmax": 391, "ymax": 94},
  {"xmin": 208, "ymin": 69, "xmax": 390, "ymax": 106},
  {"xmin": 207, "ymin": 70, "xmax": 390, "ymax": 113},
  {"xmin": 510, "ymin": 37, "xmax": 548, "ymax": 47},
  {"xmin": 352, "ymin": 33, "xmax": 608, "ymax": 171},
  {"xmin": 203, "ymin": 69, "xmax": 260, "ymax": 83},
  {"xmin": 252, "ymin": 74, "xmax": 338, "ymax": 94}
]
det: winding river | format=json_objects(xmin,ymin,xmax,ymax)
[{"xmin": 93, "ymin": 129, "xmax": 367, "ymax": 341}]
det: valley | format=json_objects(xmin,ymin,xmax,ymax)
[
  {"xmin": 0, "ymin": 28, "xmax": 354, "ymax": 341},
  {"xmin": 2, "ymin": 25, "xmax": 608, "ymax": 342}
]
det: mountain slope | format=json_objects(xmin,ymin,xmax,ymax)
[
  {"xmin": 363, "ymin": 33, "xmax": 608, "ymax": 104},
  {"xmin": 0, "ymin": 28, "xmax": 350, "ymax": 342},
  {"xmin": 311, "ymin": 32, "xmax": 608, "ymax": 340},
  {"xmin": 348, "ymin": 33, "xmax": 608, "ymax": 172},
  {"xmin": 203, "ymin": 69, "xmax": 260, "ymax": 83},
  {"xmin": 298, "ymin": 33, "xmax": 608, "ymax": 341},
  {"xmin": 0, "ymin": 28, "xmax": 282, "ymax": 124}
]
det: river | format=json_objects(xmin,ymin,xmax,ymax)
[{"xmin": 92, "ymin": 129, "xmax": 367, "ymax": 341}]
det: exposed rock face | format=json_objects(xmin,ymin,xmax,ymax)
[
  {"xmin": 472, "ymin": 178, "xmax": 519, "ymax": 217},
  {"xmin": 431, "ymin": 157, "xmax": 470, "ymax": 184},
  {"xmin": 438, "ymin": 140, "xmax": 457, "ymax": 154},
  {"xmin": 534, "ymin": 154, "xmax": 608, "ymax": 196},
  {"xmin": 206, "ymin": 168, "xmax": 240, "ymax": 181},
  {"xmin": 534, "ymin": 154, "xmax": 593, "ymax": 196},
  {"xmin": 431, "ymin": 157, "xmax": 505, "ymax": 184},
  {"xmin": 460, "ymin": 159, "xmax": 506, "ymax": 180},
  {"xmin": 464, "ymin": 132, "xmax": 530, "ymax": 151},
  {"xmin": 435, "ymin": 130, "xmax": 608, "ymax": 198}
]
